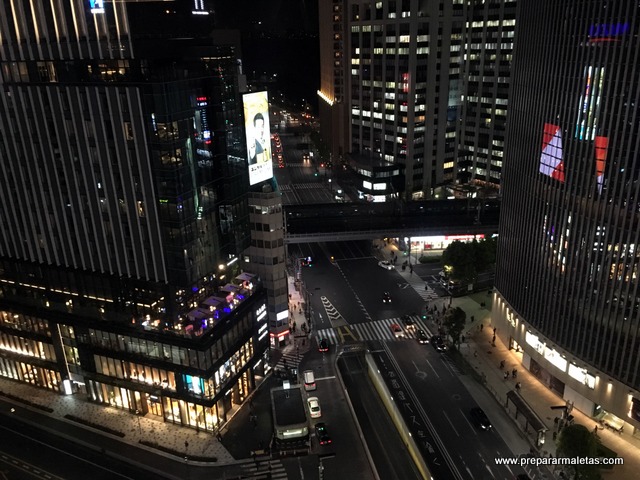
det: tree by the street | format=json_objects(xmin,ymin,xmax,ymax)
[
  {"xmin": 444, "ymin": 307, "xmax": 466, "ymax": 349},
  {"xmin": 442, "ymin": 238, "xmax": 497, "ymax": 284},
  {"xmin": 556, "ymin": 424, "xmax": 602, "ymax": 480}
]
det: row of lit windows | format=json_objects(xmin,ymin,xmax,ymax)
[
  {"xmin": 0, "ymin": 311, "xmax": 51, "ymax": 336},
  {"xmin": 0, "ymin": 358, "xmax": 61, "ymax": 392},
  {"xmin": 468, "ymin": 19, "xmax": 516, "ymax": 28},
  {"xmin": 87, "ymin": 315, "xmax": 253, "ymax": 370},
  {"xmin": 0, "ymin": 332, "xmax": 57, "ymax": 360},
  {"xmin": 95, "ymin": 355, "xmax": 177, "ymax": 392}
]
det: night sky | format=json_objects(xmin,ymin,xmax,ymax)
[{"xmin": 214, "ymin": 0, "xmax": 320, "ymax": 110}]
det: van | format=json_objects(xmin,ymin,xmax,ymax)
[{"xmin": 303, "ymin": 370, "xmax": 316, "ymax": 391}]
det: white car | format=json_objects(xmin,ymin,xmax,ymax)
[
  {"xmin": 307, "ymin": 397, "xmax": 322, "ymax": 418},
  {"xmin": 378, "ymin": 260, "xmax": 394, "ymax": 270}
]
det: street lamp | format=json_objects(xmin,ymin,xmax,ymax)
[{"xmin": 328, "ymin": 178, "xmax": 332, "ymax": 194}]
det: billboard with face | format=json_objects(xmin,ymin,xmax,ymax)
[{"xmin": 243, "ymin": 91, "xmax": 273, "ymax": 186}]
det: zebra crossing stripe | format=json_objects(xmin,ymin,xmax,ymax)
[{"xmin": 315, "ymin": 315, "xmax": 434, "ymax": 345}]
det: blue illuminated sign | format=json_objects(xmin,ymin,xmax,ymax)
[
  {"xmin": 90, "ymin": 0, "xmax": 105, "ymax": 14},
  {"xmin": 589, "ymin": 22, "xmax": 629, "ymax": 38}
]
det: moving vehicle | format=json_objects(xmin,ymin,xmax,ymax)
[
  {"xmin": 431, "ymin": 335, "xmax": 447, "ymax": 352},
  {"xmin": 470, "ymin": 407, "xmax": 492, "ymax": 430},
  {"xmin": 314, "ymin": 422, "xmax": 332, "ymax": 445},
  {"xmin": 390, "ymin": 323, "xmax": 405, "ymax": 338},
  {"xmin": 318, "ymin": 339, "xmax": 329, "ymax": 353},
  {"xmin": 382, "ymin": 292, "xmax": 392, "ymax": 303},
  {"xmin": 416, "ymin": 329, "xmax": 429, "ymax": 344},
  {"xmin": 378, "ymin": 260, "xmax": 394, "ymax": 271},
  {"xmin": 303, "ymin": 370, "xmax": 316, "ymax": 391},
  {"xmin": 307, "ymin": 397, "xmax": 322, "ymax": 418},
  {"xmin": 401, "ymin": 314, "xmax": 416, "ymax": 331}
]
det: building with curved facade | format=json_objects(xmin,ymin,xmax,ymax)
[{"xmin": 493, "ymin": 0, "xmax": 640, "ymax": 434}]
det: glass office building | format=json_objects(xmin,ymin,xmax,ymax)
[
  {"xmin": 0, "ymin": 1, "xmax": 268, "ymax": 432},
  {"xmin": 493, "ymin": 0, "xmax": 640, "ymax": 433}
]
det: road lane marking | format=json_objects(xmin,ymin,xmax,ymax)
[
  {"xmin": 425, "ymin": 358, "xmax": 440, "ymax": 378},
  {"xmin": 442, "ymin": 410, "xmax": 460, "ymax": 437},
  {"xmin": 337, "ymin": 325, "xmax": 359, "ymax": 343},
  {"xmin": 459, "ymin": 408, "xmax": 477, "ymax": 435}
]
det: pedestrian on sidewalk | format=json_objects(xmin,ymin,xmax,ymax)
[
  {"xmin": 504, "ymin": 372, "xmax": 509, "ymax": 380},
  {"xmin": 473, "ymin": 350, "xmax": 478, "ymax": 357},
  {"xmin": 515, "ymin": 382, "xmax": 521, "ymax": 391},
  {"xmin": 512, "ymin": 368, "xmax": 517, "ymax": 379},
  {"xmin": 480, "ymin": 323, "xmax": 484, "ymax": 332}
]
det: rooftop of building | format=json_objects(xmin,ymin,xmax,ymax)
[{"xmin": 271, "ymin": 386, "xmax": 307, "ymax": 427}]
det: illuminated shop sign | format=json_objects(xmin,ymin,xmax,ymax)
[
  {"xmin": 258, "ymin": 323, "xmax": 268, "ymax": 335},
  {"xmin": 90, "ymin": 0, "xmax": 104, "ymax": 14},
  {"xmin": 568, "ymin": 363, "xmax": 596, "ymax": 389},
  {"xmin": 256, "ymin": 304, "xmax": 267, "ymax": 322}
]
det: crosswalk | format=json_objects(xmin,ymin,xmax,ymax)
[
  {"xmin": 278, "ymin": 183, "xmax": 326, "ymax": 192},
  {"xmin": 316, "ymin": 315, "xmax": 434, "ymax": 345},
  {"xmin": 236, "ymin": 455, "xmax": 288, "ymax": 479},
  {"xmin": 403, "ymin": 275, "xmax": 439, "ymax": 302},
  {"xmin": 273, "ymin": 343, "xmax": 304, "ymax": 373}
]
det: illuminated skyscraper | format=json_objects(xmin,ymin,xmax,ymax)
[
  {"xmin": 0, "ymin": 0, "xmax": 269, "ymax": 432},
  {"xmin": 318, "ymin": 0, "xmax": 515, "ymax": 201},
  {"xmin": 494, "ymin": 0, "xmax": 640, "ymax": 432}
]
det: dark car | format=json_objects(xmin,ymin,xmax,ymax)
[
  {"xmin": 431, "ymin": 335, "xmax": 447, "ymax": 352},
  {"xmin": 470, "ymin": 407, "xmax": 492, "ymax": 430},
  {"xmin": 382, "ymin": 292, "xmax": 392, "ymax": 303},
  {"xmin": 318, "ymin": 339, "xmax": 329, "ymax": 353},
  {"xmin": 315, "ymin": 422, "xmax": 332, "ymax": 445},
  {"xmin": 416, "ymin": 329, "xmax": 429, "ymax": 344},
  {"xmin": 401, "ymin": 314, "xmax": 416, "ymax": 330}
]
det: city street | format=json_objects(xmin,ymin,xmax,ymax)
[{"xmin": 295, "ymin": 240, "xmax": 534, "ymax": 479}]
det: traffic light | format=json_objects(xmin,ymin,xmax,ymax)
[
  {"xmin": 314, "ymin": 169, "xmax": 319, "ymax": 177},
  {"xmin": 307, "ymin": 256, "xmax": 314, "ymax": 267}
]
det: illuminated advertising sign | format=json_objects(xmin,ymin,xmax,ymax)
[
  {"xmin": 575, "ymin": 66, "xmax": 604, "ymax": 141},
  {"xmin": 540, "ymin": 123, "xmax": 565, "ymax": 182},
  {"xmin": 588, "ymin": 22, "xmax": 630, "ymax": 41},
  {"xmin": 90, "ymin": 0, "xmax": 104, "ymax": 14},
  {"xmin": 243, "ymin": 91, "xmax": 273, "ymax": 186},
  {"xmin": 594, "ymin": 136, "xmax": 608, "ymax": 194}
]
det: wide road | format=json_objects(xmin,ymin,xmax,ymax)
[
  {"xmin": 337, "ymin": 351, "xmax": 422, "ymax": 480},
  {"xmin": 385, "ymin": 340, "xmax": 530, "ymax": 480},
  {"xmin": 297, "ymin": 240, "xmax": 533, "ymax": 480}
]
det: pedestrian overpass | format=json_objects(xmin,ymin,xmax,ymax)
[{"xmin": 283, "ymin": 199, "xmax": 500, "ymax": 244}]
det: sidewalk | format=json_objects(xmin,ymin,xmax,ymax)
[
  {"xmin": 0, "ymin": 374, "xmax": 234, "ymax": 465},
  {"xmin": 433, "ymin": 293, "xmax": 640, "ymax": 479}
]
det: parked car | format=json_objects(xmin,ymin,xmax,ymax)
[
  {"xmin": 382, "ymin": 292, "xmax": 392, "ymax": 303},
  {"xmin": 390, "ymin": 323, "xmax": 405, "ymax": 338},
  {"xmin": 416, "ymin": 329, "xmax": 429, "ymax": 344},
  {"xmin": 307, "ymin": 397, "xmax": 322, "ymax": 418},
  {"xmin": 431, "ymin": 335, "xmax": 447, "ymax": 352},
  {"xmin": 470, "ymin": 407, "xmax": 492, "ymax": 430},
  {"xmin": 318, "ymin": 339, "xmax": 329, "ymax": 353},
  {"xmin": 378, "ymin": 260, "xmax": 394, "ymax": 271},
  {"xmin": 314, "ymin": 422, "xmax": 332, "ymax": 445}
]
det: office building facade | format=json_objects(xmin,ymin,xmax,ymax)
[
  {"xmin": 493, "ymin": 0, "xmax": 640, "ymax": 433},
  {"xmin": 318, "ymin": 0, "xmax": 515, "ymax": 201},
  {"xmin": 0, "ymin": 0, "xmax": 269, "ymax": 432}
]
